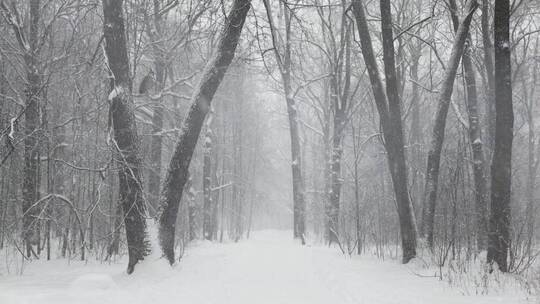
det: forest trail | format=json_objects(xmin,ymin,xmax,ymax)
[{"xmin": 0, "ymin": 230, "xmax": 530, "ymax": 304}]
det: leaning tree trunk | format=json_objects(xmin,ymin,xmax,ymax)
[
  {"xmin": 448, "ymin": 0, "xmax": 488, "ymax": 251},
  {"xmin": 158, "ymin": 0, "xmax": 251, "ymax": 264},
  {"xmin": 487, "ymin": 0, "xmax": 513, "ymax": 273},
  {"xmin": 421, "ymin": 0, "xmax": 478, "ymax": 249},
  {"xmin": 102, "ymin": 0, "xmax": 150, "ymax": 274},
  {"xmin": 352, "ymin": 0, "xmax": 417, "ymax": 263}
]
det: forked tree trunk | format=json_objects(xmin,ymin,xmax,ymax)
[
  {"xmin": 448, "ymin": 0, "xmax": 488, "ymax": 251},
  {"xmin": 352, "ymin": 0, "xmax": 417, "ymax": 263},
  {"xmin": 158, "ymin": 0, "xmax": 251, "ymax": 264},
  {"xmin": 102, "ymin": 0, "xmax": 150, "ymax": 274},
  {"xmin": 421, "ymin": 0, "xmax": 478, "ymax": 249},
  {"xmin": 488, "ymin": 0, "xmax": 513, "ymax": 273}
]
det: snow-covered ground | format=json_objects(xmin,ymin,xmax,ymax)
[{"xmin": 0, "ymin": 230, "xmax": 534, "ymax": 304}]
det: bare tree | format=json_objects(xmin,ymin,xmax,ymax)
[
  {"xmin": 421, "ymin": 0, "xmax": 478, "ymax": 249},
  {"xmin": 102, "ymin": 0, "xmax": 150, "ymax": 274},
  {"xmin": 352, "ymin": 0, "xmax": 418, "ymax": 263},
  {"xmin": 262, "ymin": 0, "xmax": 306, "ymax": 243},
  {"xmin": 158, "ymin": 0, "xmax": 251, "ymax": 264},
  {"xmin": 447, "ymin": 0, "xmax": 488, "ymax": 251}
]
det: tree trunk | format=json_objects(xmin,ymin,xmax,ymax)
[
  {"xmin": 186, "ymin": 176, "xmax": 197, "ymax": 241},
  {"xmin": 158, "ymin": 0, "xmax": 251, "ymax": 264},
  {"xmin": 283, "ymin": 9, "xmax": 306, "ymax": 244},
  {"xmin": 448, "ymin": 0, "xmax": 488, "ymax": 251},
  {"xmin": 146, "ymin": 0, "xmax": 166, "ymax": 215},
  {"xmin": 487, "ymin": 0, "xmax": 513, "ymax": 273},
  {"xmin": 481, "ymin": 0, "xmax": 496, "ymax": 153},
  {"xmin": 203, "ymin": 115, "xmax": 215, "ymax": 240},
  {"xmin": 352, "ymin": 0, "xmax": 417, "ymax": 263},
  {"xmin": 232, "ymin": 89, "xmax": 244, "ymax": 242},
  {"xmin": 421, "ymin": 0, "xmax": 478, "ymax": 249},
  {"xmin": 102, "ymin": 0, "xmax": 150, "ymax": 274},
  {"xmin": 20, "ymin": 0, "xmax": 42, "ymax": 258},
  {"xmin": 328, "ymin": 104, "xmax": 344, "ymax": 243},
  {"xmin": 262, "ymin": 1, "xmax": 306, "ymax": 243},
  {"xmin": 328, "ymin": 23, "xmax": 352, "ymax": 245}
]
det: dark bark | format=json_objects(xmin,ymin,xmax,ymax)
[
  {"xmin": 102, "ymin": 0, "xmax": 150, "ymax": 274},
  {"xmin": 352, "ymin": 0, "xmax": 417, "ymax": 263},
  {"xmin": 487, "ymin": 0, "xmax": 513, "ymax": 273},
  {"xmin": 158, "ymin": 0, "xmax": 251, "ymax": 264},
  {"xmin": 283, "ymin": 9, "xmax": 306, "ymax": 244},
  {"xmin": 421, "ymin": 0, "xmax": 478, "ymax": 249}
]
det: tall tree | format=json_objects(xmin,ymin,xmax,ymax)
[
  {"xmin": 448, "ymin": 0, "xmax": 488, "ymax": 251},
  {"xmin": 102, "ymin": 0, "xmax": 150, "ymax": 274},
  {"xmin": 203, "ymin": 113, "xmax": 216, "ymax": 240},
  {"xmin": 320, "ymin": 3, "xmax": 354, "ymax": 245},
  {"xmin": 481, "ymin": 0, "xmax": 496, "ymax": 152},
  {"xmin": 262, "ymin": 0, "xmax": 306, "ymax": 243},
  {"xmin": 352, "ymin": 0, "xmax": 418, "ymax": 263},
  {"xmin": 421, "ymin": 0, "xmax": 478, "ymax": 249},
  {"xmin": 0, "ymin": 0, "xmax": 43, "ymax": 257},
  {"xmin": 143, "ymin": 0, "xmax": 167, "ymax": 215},
  {"xmin": 487, "ymin": 0, "xmax": 513, "ymax": 272},
  {"xmin": 158, "ymin": 0, "xmax": 251, "ymax": 264}
]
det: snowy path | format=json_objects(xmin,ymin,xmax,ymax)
[{"xmin": 0, "ymin": 230, "xmax": 532, "ymax": 304}]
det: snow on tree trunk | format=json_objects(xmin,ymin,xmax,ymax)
[
  {"xmin": 145, "ymin": 0, "xmax": 166, "ymax": 216},
  {"xmin": 158, "ymin": 0, "xmax": 251, "ymax": 265},
  {"xmin": 21, "ymin": 0, "xmax": 41, "ymax": 258},
  {"xmin": 203, "ymin": 115, "xmax": 216, "ymax": 240},
  {"xmin": 102, "ymin": 0, "xmax": 150, "ymax": 274}
]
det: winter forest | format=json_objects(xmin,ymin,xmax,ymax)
[{"xmin": 0, "ymin": 0, "xmax": 538, "ymax": 303}]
